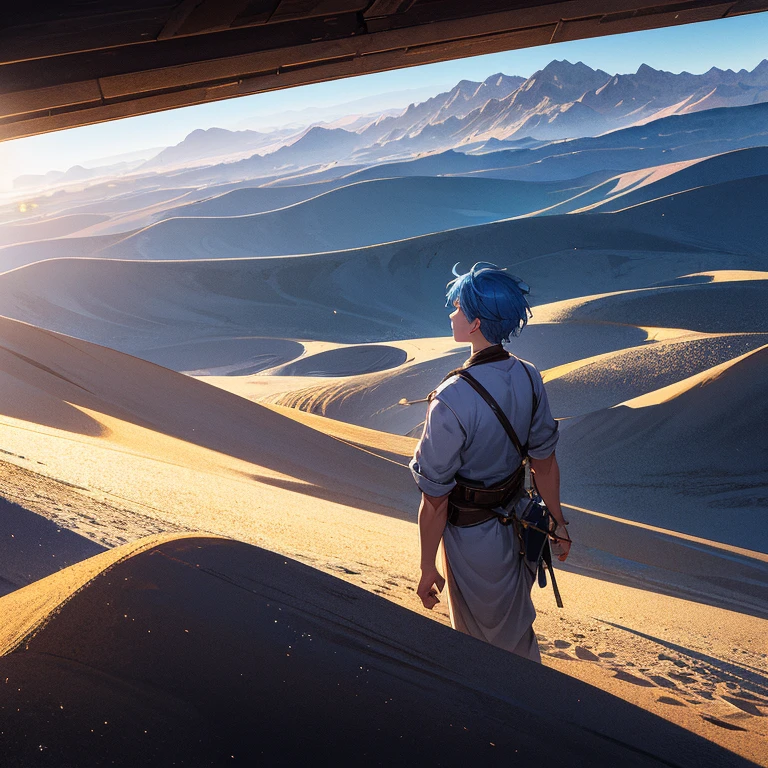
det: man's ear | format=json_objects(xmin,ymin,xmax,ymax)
[{"xmin": 469, "ymin": 317, "xmax": 482, "ymax": 334}]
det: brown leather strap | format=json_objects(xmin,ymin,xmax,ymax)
[{"xmin": 456, "ymin": 369, "xmax": 528, "ymax": 458}]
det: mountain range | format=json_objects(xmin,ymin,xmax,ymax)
[
  {"xmin": 136, "ymin": 59, "xmax": 768, "ymax": 175},
  {"xmin": 13, "ymin": 59, "xmax": 768, "ymax": 190}
]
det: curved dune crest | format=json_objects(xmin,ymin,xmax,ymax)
[
  {"xmin": 536, "ymin": 279, "xmax": 768, "ymax": 334},
  {"xmin": 0, "ymin": 534, "xmax": 751, "ymax": 767},
  {"xmin": 99, "ymin": 175, "xmax": 630, "ymax": 261},
  {"xmin": 0, "ymin": 314, "xmax": 419, "ymax": 517},
  {"xmin": 266, "ymin": 344, "xmax": 407, "ymax": 377},
  {"xmin": 558, "ymin": 345, "xmax": 768, "ymax": 549},
  {"xmin": 565, "ymin": 146, "xmax": 768, "ymax": 215},
  {"xmin": 0, "ymin": 213, "xmax": 110, "ymax": 247},
  {"xmin": 263, "ymin": 324, "xmax": 651, "ymax": 436},
  {"xmin": 543, "ymin": 331, "xmax": 768, "ymax": 418},
  {"xmin": 139, "ymin": 336, "xmax": 305, "ymax": 374}
]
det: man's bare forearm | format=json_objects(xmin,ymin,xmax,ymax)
[
  {"xmin": 418, "ymin": 492, "xmax": 450, "ymax": 570},
  {"xmin": 529, "ymin": 453, "xmax": 567, "ymax": 527}
]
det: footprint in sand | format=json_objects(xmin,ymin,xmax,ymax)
[
  {"xmin": 598, "ymin": 651, "xmax": 616, "ymax": 659},
  {"xmin": 648, "ymin": 675, "xmax": 678, "ymax": 690},
  {"xmin": 574, "ymin": 647, "xmax": 600, "ymax": 662},
  {"xmin": 554, "ymin": 639, "xmax": 571, "ymax": 649},
  {"xmin": 721, "ymin": 696, "xmax": 766, "ymax": 717},
  {"xmin": 614, "ymin": 671, "xmax": 656, "ymax": 687},
  {"xmin": 333, "ymin": 565, "xmax": 361, "ymax": 575},
  {"xmin": 701, "ymin": 715, "xmax": 748, "ymax": 731},
  {"xmin": 658, "ymin": 696, "xmax": 686, "ymax": 707}
]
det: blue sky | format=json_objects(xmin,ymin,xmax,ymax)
[{"xmin": 2, "ymin": 12, "xmax": 767, "ymax": 190}]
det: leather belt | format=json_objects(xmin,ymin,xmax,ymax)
[{"xmin": 447, "ymin": 465, "xmax": 525, "ymax": 527}]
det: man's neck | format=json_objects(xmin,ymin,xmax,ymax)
[{"xmin": 470, "ymin": 336, "xmax": 494, "ymax": 356}]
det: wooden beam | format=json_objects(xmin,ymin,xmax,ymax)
[
  {"xmin": 2, "ymin": 0, "xmax": 767, "ymax": 141},
  {"xmin": 159, "ymin": 0, "xmax": 267, "ymax": 38},
  {"xmin": 0, "ymin": 25, "xmax": 554, "ymax": 141}
]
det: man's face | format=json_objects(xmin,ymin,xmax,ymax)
[{"xmin": 450, "ymin": 301, "xmax": 476, "ymax": 343}]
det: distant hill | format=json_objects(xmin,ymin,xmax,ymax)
[
  {"xmin": 141, "ymin": 126, "xmax": 298, "ymax": 170},
  {"xmin": 98, "ymin": 175, "xmax": 614, "ymax": 259}
]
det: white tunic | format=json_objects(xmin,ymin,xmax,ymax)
[{"xmin": 409, "ymin": 354, "xmax": 559, "ymax": 661}]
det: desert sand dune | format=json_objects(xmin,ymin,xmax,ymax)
[
  {"xmin": 152, "ymin": 180, "xmax": 340, "ymax": 219},
  {"xmin": 54, "ymin": 186, "xmax": 199, "ymax": 217},
  {"xmin": 2, "ymin": 534, "xmax": 753, "ymax": 768},
  {"xmin": 265, "ymin": 343, "xmax": 408, "ymax": 376},
  {"xmin": 93, "ymin": 173, "xmax": 768, "ymax": 267},
  {"xmin": 578, "ymin": 146, "xmax": 768, "ymax": 213},
  {"xmin": 0, "ymin": 315, "xmax": 421, "ymax": 518},
  {"xmin": 148, "ymin": 172, "xmax": 610, "ymax": 224},
  {"xmin": 0, "ymin": 213, "xmax": 110, "ymax": 247},
  {"xmin": 558, "ymin": 345, "xmax": 768, "ymax": 551},
  {"xmin": 97, "ymin": 175, "xmax": 651, "ymax": 261},
  {"xmin": 544, "ymin": 331, "xmax": 768, "ymax": 417},
  {"xmin": 1, "ymin": 314, "xmax": 766, "ymax": 761},
  {"xmin": 0, "ymin": 232, "xmax": 127, "ymax": 274},
  {"xmin": 0, "ymin": 229, "xmax": 758, "ymax": 366},
  {"xmin": 66, "ymin": 180, "xmax": 305, "ymax": 237},
  {"xmin": 537, "ymin": 278, "xmax": 768, "ymax": 333},
  {"xmin": 265, "ymin": 349, "xmax": 468, "ymax": 436},
  {"xmin": 138, "ymin": 336, "xmax": 305, "ymax": 375},
  {"xmin": 604, "ymin": 174, "xmax": 768, "ymax": 255},
  {"xmin": 0, "ymin": 497, "xmax": 105, "ymax": 597},
  {"xmin": 260, "ymin": 323, "xmax": 651, "ymax": 436}
]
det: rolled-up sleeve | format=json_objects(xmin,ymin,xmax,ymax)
[
  {"xmin": 409, "ymin": 398, "xmax": 465, "ymax": 496},
  {"xmin": 527, "ymin": 366, "xmax": 559, "ymax": 460}
]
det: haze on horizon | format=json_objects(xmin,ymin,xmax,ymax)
[{"xmin": 1, "ymin": 11, "xmax": 767, "ymax": 191}]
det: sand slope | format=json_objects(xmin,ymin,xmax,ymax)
[
  {"xmin": 0, "ymin": 315, "xmax": 418, "ymax": 516},
  {"xmin": 0, "ymin": 213, "xmax": 110, "ymax": 247},
  {"xmin": 585, "ymin": 147, "xmax": 768, "ymax": 212},
  {"xmin": 0, "ymin": 204, "xmax": 761, "ymax": 366},
  {"xmin": 558, "ymin": 345, "xmax": 768, "ymax": 550},
  {"xmin": 97, "ymin": 176, "xmax": 629, "ymax": 260},
  {"xmin": 1, "ymin": 534, "xmax": 753, "ymax": 767},
  {"xmin": 537, "ymin": 279, "xmax": 768, "ymax": 333},
  {"xmin": 535, "ymin": 146, "xmax": 768, "ymax": 216},
  {"xmin": 260, "ymin": 323, "xmax": 651, "ymax": 436},
  {"xmin": 544, "ymin": 331, "xmax": 768, "ymax": 417}
]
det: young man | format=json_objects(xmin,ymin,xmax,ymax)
[{"xmin": 409, "ymin": 262, "xmax": 570, "ymax": 661}]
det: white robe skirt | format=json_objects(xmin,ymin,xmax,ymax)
[{"xmin": 442, "ymin": 518, "xmax": 540, "ymax": 662}]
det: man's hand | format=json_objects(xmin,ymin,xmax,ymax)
[
  {"xmin": 550, "ymin": 523, "xmax": 571, "ymax": 562},
  {"xmin": 417, "ymin": 567, "xmax": 446, "ymax": 609}
]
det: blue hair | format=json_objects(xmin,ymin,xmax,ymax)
[{"xmin": 445, "ymin": 262, "xmax": 532, "ymax": 344}]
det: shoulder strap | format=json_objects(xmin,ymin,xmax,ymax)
[{"xmin": 456, "ymin": 370, "xmax": 528, "ymax": 459}]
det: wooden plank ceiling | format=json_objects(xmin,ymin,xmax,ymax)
[{"xmin": 2, "ymin": 0, "xmax": 767, "ymax": 140}]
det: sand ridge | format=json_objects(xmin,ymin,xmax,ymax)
[{"xmin": 2, "ymin": 534, "xmax": 758, "ymax": 767}]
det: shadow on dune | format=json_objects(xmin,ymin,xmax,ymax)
[
  {"xmin": 0, "ymin": 534, "xmax": 754, "ymax": 768},
  {"xmin": 238, "ymin": 470, "xmax": 413, "ymax": 521},
  {"xmin": 0, "ymin": 317, "xmax": 419, "ymax": 520},
  {"xmin": 559, "ymin": 503, "xmax": 768, "ymax": 621},
  {"xmin": 267, "ymin": 344, "xmax": 407, "ymax": 377},
  {"xmin": 0, "ymin": 498, "xmax": 105, "ymax": 596}
]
